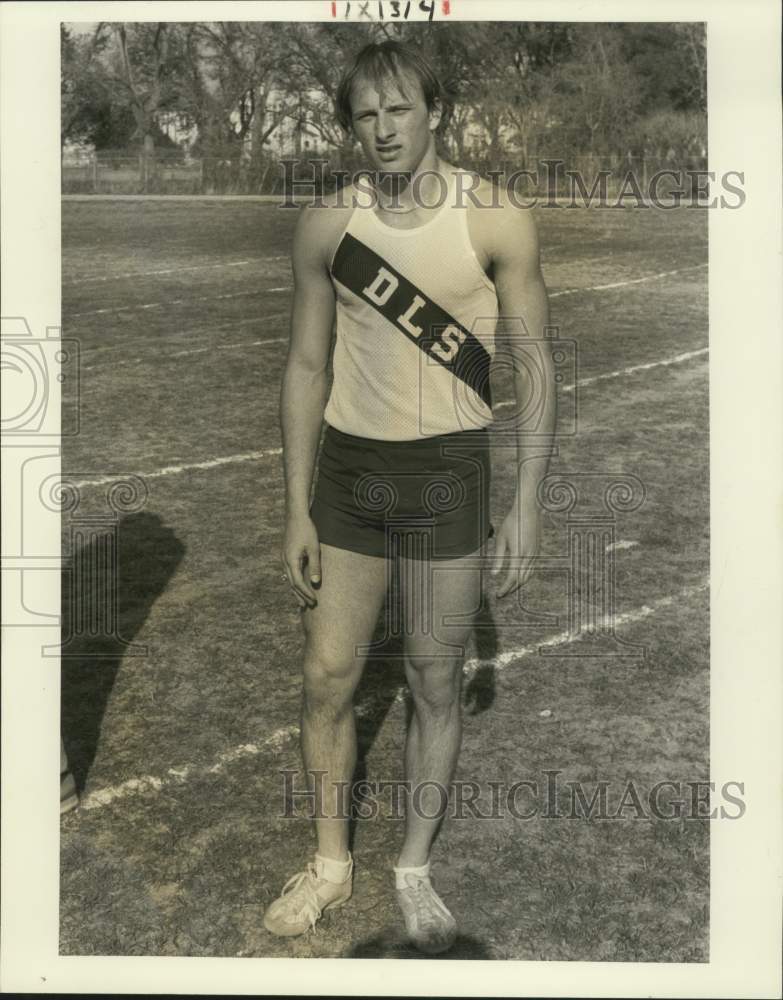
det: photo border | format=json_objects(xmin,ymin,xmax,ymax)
[{"xmin": 1, "ymin": 0, "xmax": 781, "ymax": 995}]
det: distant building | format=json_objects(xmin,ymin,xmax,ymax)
[{"xmin": 242, "ymin": 88, "xmax": 333, "ymax": 158}]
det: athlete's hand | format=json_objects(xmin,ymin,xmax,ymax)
[
  {"xmin": 491, "ymin": 505, "xmax": 541, "ymax": 598},
  {"xmin": 281, "ymin": 513, "xmax": 322, "ymax": 610}
]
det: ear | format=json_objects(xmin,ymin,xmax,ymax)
[{"xmin": 428, "ymin": 98, "xmax": 443, "ymax": 132}]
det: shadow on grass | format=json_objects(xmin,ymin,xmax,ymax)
[
  {"xmin": 463, "ymin": 592, "xmax": 498, "ymax": 715},
  {"xmin": 60, "ymin": 511, "xmax": 185, "ymax": 793},
  {"xmin": 347, "ymin": 931, "xmax": 491, "ymax": 959}
]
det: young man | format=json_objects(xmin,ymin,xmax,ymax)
[{"xmin": 268, "ymin": 40, "xmax": 554, "ymax": 954}]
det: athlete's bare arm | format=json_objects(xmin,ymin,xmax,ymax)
[
  {"xmin": 471, "ymin": 181, "xmax": 555, "ymax": 597},
  {"xmin": 280, "ymin": 196, "xmax": 351, "ymax": 607}
]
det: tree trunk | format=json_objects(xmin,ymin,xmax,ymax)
[{"xmin": 141, "ymin": 132, "xmax": 155, "ymax": 193}]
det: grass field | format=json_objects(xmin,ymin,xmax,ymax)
[{"xmin": 59, "ymin": 196, "xmax": 709, "ymax": 960}]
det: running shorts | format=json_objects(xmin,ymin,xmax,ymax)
[{"xmin": 310, "ymin": 424, "xmax": 493, "ymax": 560}]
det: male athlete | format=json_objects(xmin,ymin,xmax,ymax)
[{"xmin": 267, "ymin": 40, "xmax": 554, "ymax": 954}]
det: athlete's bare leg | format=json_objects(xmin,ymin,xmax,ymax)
[
  {"xmin": 300, "ymin": 542, "xmax": 389, "ymax": 862},
  {"xmin": 396, "ymin": 546, "xmax": 483, "ymax": 868}
]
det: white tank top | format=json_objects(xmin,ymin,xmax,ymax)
[{"xmin": 324, "ymin": 168, "xmax": 498, "ymax": 441}]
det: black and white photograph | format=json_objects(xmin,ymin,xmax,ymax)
[{"xmin": 1, "ymin": 0, "xmax": 781, "ymax": 994}]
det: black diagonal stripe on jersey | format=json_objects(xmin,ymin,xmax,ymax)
[{"xmin": 331, "ymin": 231, "xmax": 492, "ymax": 408}]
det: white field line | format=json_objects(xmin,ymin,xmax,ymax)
[
  {"xmin": 65, "ymin": 260, "xmax": 706, "ymax": 321},
  {"xmin": 61, "ymin": 248, "xmax": 661, "ymax": 288},
  {"xmin": 80, "ymin": 322, "xmax": 707, "ymax": 377},
  {"xmin": 543, "ymin": 244, "xmax": 706, "ymax": 269},
  {"xmin": 492, "ymin": 346, "xmax": 707, "ymax": 411},
  {"xmin": 549, "ymin": 262, "xmax": 707, "ymax": 298},
  {"xmin": 168, "ymin": 336, "xmax": 288, "ymax": 358},
  {"xmin": 568, "ymin": 348, "xmax": 708, "ymax": 389},
  {"xmin": 85, "ymin": 333, "xmax": 707, "ymax": 375},
  {"xmin": 64, "ymin": 256, "xmax": 287, "ymax": 285},
  {"xmin": 82, "ymin": 334, "xmax": 288, "ymax": 371},
  {"xmin": 71, "ymin": 449, "xmax": 283, "ymax": 489},
  {"xmin": 460, "ymin": 577, "xmax": 708, "ymax": 677},
  {"xmin": 70, "ymin": 346, "xmax": 707, "ymax": 489},
  {"xmin": 63, "ymin": 243, "xmax": 707, "ymax": 294},
  {"xmin": 67, "ymin": 287, "xmax": 290, "ymax": 319},
  {"xmin": 545, "ymin": 252, "xmax": 618, "ymax": 267},
  {"xmin": 83, "ymin": 337, "xmax": 704, "ymax": 376},
  {"xmin": 606, "ymin": 539, "xmax": 640, "ymax": 553},
  {"xmin": 80, "ymin": 313, "xmax": 290, "ymax": 360},
  {"xmin": 78, "ymin": 575, "xmax": 708, "ymax": 812}
]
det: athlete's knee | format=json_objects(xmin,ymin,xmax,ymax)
[
  {"xmin": 302, "ymin": 640, "xmax": 361, "ymax": 715},
  {"xmin": 405, "ymin": 650, "xmax": 462, "ymax": 714}
]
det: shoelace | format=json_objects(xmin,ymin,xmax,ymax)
[
  {"xmin": 279, "ymin": 864, "xmax": 323, "ymax": 932},
  {"xmin": 407, "ymin": 876, "xmax": 449, "ymax": 933}
]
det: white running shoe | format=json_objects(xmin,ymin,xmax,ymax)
[
  {"xmin": 263, "ymin": 853, "xmax": 353, "ymax": 937},
  {"xmin": 394, "ymin": 862, "xmax": 457, "ymax": 954},
  {"xmin": 60, "ymin": 767, "xmax": 79, "ymax": 815}
]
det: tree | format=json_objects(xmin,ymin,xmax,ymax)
[
  {"xmin": 181, "ymin": 23, "xmax": 289, "ymax": 152},
  {"xmin": 60, "ymin": 19, "xmax": 708, "ymax": 193},
  {"xmin": 282, "ymin": 23, "xmax": 372, "ymax": 156},
  {"xmin": 169, "ymin": 22, "xmax": 291, "ymax": 191},
  {"xmin": 62, "ymin": 23, "xmax": 182, "ymax": 154},
  {"xmin": 551, "ymin": 25, "xmax": 643, "ymax": 158},
  {"xmin": 670, "ymin": 24, "xmax": 707, "ymax": 113},
  {"xmin": 91, "ymin": 23, "xmax": 188, "ymax": 186},
  {"xmin": 61, "ymin": 23, "xmax": 112, "ymax": 148},
  {"xmin": 628, "ymin": 109, "xmax": 706, "ymax": 162},
  {"xmin": 484, "ymin": 23, "xmax": 573, "ymax": 165},
  {"xmin": 619, "ymin": 23, "xmax": 706, "ymax": 114}
]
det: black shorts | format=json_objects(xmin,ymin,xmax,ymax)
[{"xmin": 310, "ymin": 424, "xmax": 493, "ymax": 561}]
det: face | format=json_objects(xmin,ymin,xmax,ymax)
[{"xmin": 349, "ymin": 71, "xmax": 441, "ymax": 174}]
